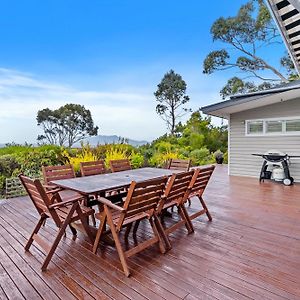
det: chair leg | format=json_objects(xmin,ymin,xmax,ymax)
[
  {"xmin": 124, "ymin": 223, "xmax": 132, "ymax": 241},
  {"xmin": 83, "ymin": 196, "xmax": 96, "ymax": 227},
  {"xmin": 105, "ymin": 206, "xmax": 130, "ymax": 277},
  {"xmin": 149, "ymin": 217, "xmax": 166, "ymax": 254},
  {"xmin": 93, "ymin": 214, "xmax": 107, "ymax": 254},
  {"xmin": 69, "ymin": 224, "xmax": 77, "ymax": 236},
  {"xmin": 199, "ymin": 196, "xmax": 212, "ymax": 221},
  {"xmin": 90, "ymin": 214, "xmax": 97, "ymax": 227},
  {"xmin": 132, "ymin": 220, "xmax": 140, "ymax": 238},
  {"xmin": 42, "ymin": 203, "xmax": 78, "ymax": 271},
  {"xmin": 25, "ymin": 215, "xmax": 47, "ymax": 251},
  {"xmin": 187, "ymin": 198, "xmax": 191, "ymax": 207},
  {"xmin": 178, "ymin": 205, "xmax": 194, "ymax": 234},
  {"xmin": 153, "ymin": 214, "xmax": 171, "ymax": 250},
  {"xmin": 76, "ymin": 207, "xmax": 95, "ymax": 243}
]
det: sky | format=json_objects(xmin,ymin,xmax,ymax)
[{"xmin": 0, "ymin": 0, "xmax": 287, "ymax": 143}]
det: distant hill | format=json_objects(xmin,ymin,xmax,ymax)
[
  {"xmin": 75, "ymin": 135, "xmax": 149, "ymax": 147},
  {"xmin": 0, "ymin": 135, "xmax": 149, "ymax": 148}
]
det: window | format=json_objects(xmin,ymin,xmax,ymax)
[
  {"xmin": 247, "ymin": 120, "xmax": 263, "ymax": 134},
  {"xmin": 286, "ymin": 119, "xmax": 300, "ymax": 132},
  {"xmin": 266, "ymin": 120, "xmax": 283, "ymax": 133},
  {"xmin": 246, "ymin": 117, "xmax": 300, "ymax": 136}
]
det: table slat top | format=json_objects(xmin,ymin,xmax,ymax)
[{"xmin": 51, "ymin": 167, "xmax": 181, "ymax": 194}]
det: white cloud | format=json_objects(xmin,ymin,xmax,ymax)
[
  {"xmin": 0, "ymin": 67, "xmax": 166, "ymax": 143},
  {"xmin": 0, "ymin": 67, "xmax": 223, "ymax": 144}
]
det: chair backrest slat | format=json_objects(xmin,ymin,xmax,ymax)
[
  {"xmin": 127, "ymin": 196, "xmax": 161, "ymax": 212},
  {"xmin": 42, "ymin": 165, "xmax": 75, "ymax": 185},
  {"xmin": 110, "ymin": 159, "xmax": 131, "ymax": 173},
  {"xmin": 80, "ymin": 160, "xmax": 106, "ymax": 176},
  {"xmin": 19, "ymin": 174, "xmax": 62, "ymax": 225},
  {"xmin": 162, "ymin": 170, "xmax": 194, "ymax": 210},
  {"xmin": 116, "ymin": 177, "xmax": 168, "ymax": 230},
  {"xmin": 168, "ymin": 159, "xmax": 191, "ymax": 171},
  {"xmin": 125, "ymin": 203, "xmax": 158, "ymax": 218},
  {"xmin": 127, "ymin": 189, "xmax": 163, "ymax": 205},
  {"xmin": 167, "ymin": 178, "xmax": 192, "ymax": 196},
  {"xmin": 189, "ymin": 166, "xmax": 215, "ymax": 197},
  {"xmin": 19, "ymin": 175, "xmax": 51, "ymax": 212}
]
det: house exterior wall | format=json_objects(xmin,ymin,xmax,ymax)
[{"xmin": 229, "ymin": 98, "xmax": 300, "ymax": 182}]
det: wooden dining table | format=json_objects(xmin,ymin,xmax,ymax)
[
  {"xmin": 51, "ymin": 167, "xmax": 181, "ymax": 196},
  {"xmin": 51, "ymin": 167, "xmax": 182, "ymax": 242}
]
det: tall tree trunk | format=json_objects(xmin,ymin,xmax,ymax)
[{"xmin": 171, "ymin": 106, "xmax": 176, "ymax": 135}]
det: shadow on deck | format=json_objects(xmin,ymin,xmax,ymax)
[{"xmin": 0, "ymin": 165, "xmax": 299, "ymax": 300}]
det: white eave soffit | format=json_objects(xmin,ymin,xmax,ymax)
[
  {"xmin": 266, "ymin": 0, "xmax": 300, "ymax": 74},
  {"xmin": 206, "ymin": 88, "xmax": 300, "ymax": 118}
]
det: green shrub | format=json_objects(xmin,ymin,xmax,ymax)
[
  {"xmin": 94, "ymin": 144, "xmax": 111, "ymax": 159},
  {"xmin": 189, "ymin": 133, "xmax": 205, "ymax": 150},
  {"xmin": 105, "ymin": 146, "xmax": 129, "ymax": 168},
  {"xmin": 149, "ymin": 151, "xmax": 179, "ymax": 167},
  {"xmin": 0, "ymin": 155, "xmax": 20, "ymax": 177},
  {"xmin": 155, "ymin": 141, "xmax": 173, "ymax": 154},
  {"xmin": 130, "ymin": 152, "xmax": 144, "ymax": 169},
  {"xmin": 15, "ymin": 147, "xmax": 67, "ymax": 178},
  {"xmin": 0, "ymin": 144, "xmax": 33, "ymax": 156},
  {"xmin": 64, "ymin": 144, "xmax": 98, "ymax": 173},
  {"xmin": 0, "ymin": 175, "xmax": 6, "ymax": 196},
  {"xmin": 190, "ymin": 147, "xmax": 213, "ymax": 166}
]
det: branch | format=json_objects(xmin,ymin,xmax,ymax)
[
  {"xmin": 246, "ymin": 70, "xmax": 282, "ymax": 82},
  {"xmin": 229, "ymin": 41, "xmax": 288, "ymax": 82}
]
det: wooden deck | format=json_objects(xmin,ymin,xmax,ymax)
[{"xmin": 0, "ymin": 165, "xmax": 300, "ymax": 300}]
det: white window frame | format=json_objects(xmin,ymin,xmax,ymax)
[{"xmin": 245, "ymin": 116, "xmax": 300, "ymax": 136}]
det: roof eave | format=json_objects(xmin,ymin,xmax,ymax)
[
  {"xmin": 265, "ymin": 0, "xmax": 300, "ymax": 75},
  {"xmin": 201, "ymin": 88, "xmax": 300, "ymax": 118}
]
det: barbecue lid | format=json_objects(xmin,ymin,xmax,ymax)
[{"xmin": 264, "ymin": 150, "xmax": 286, "ymax": 156}]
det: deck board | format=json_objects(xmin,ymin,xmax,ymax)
[{"xmin": 0, "ymin": 165, "xmax": 300, "ymax": 299}]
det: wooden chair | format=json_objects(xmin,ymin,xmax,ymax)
[
  {"xmin": 42, "ymin": 164, "xmax": 97, "ymax": 226},
  {"xmin": 167, "ymin": 159, "xmax": 191, "ymax": 171},
  {"xmin": 110, "ymin": 159, "xmax": 131, "ymax": 173},
  {"xmin": 187, "ymin": 165, "xmax": 215, "ymax": 222},
  {"xmin": 156, "ymin": 171, "xmax": 195, "ymax": 249},
  {"xmin": 109, "ymin": 158, "xmax": 132, "ymax": 197},
  {"xmin": 42, "ymin": 164, "xmax": 76, "ymax": 185},
  {"xmin": 80, "ymin": 160, "xmax": 106, "ymax": 177},
  {"xmin": 19, "ymin": 174, "xmax": 95, "ymax": 271},
  {"xmin": 92, "ymin": 177, "xmax": 169, "ymax": 277},
  {"xmin": 167, "ymin": 159, "xmax": 192, "ymax": 208}
]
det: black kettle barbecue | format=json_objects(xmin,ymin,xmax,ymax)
[{"xmin": 252, "ymin": 150, "xmax": 300, "ymax": 186}]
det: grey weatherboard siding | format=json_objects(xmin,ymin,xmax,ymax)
[{"xmin": 229, "ymin": 98, "xmax": 300, "ymax": 182}]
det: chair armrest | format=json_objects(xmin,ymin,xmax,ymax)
[
  {"xmin": 44, "ymin": 183, "xmax": 62, "ymax": 190},
  {"xmin": 49, "ymin": 195, "xmax": 85, "ymax": 209},
  {"xmin": 97, "ymin": 197, "xmax": 125, "ymax": 212},
  {"xmin": 45, "ymin": 188, "xmax": 62, "ymax": 194}
]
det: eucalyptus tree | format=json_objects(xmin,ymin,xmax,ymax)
[
  {"xmin": 37, "ymin": 103, "xmax": 98, "ymax": 147},
  {"xmin": 203, "ymin": 0, "xmax": 297, "ymax": 99},
  {"xmin": 154, "ymin": 70, "xmax": 190, "ymax": 135}
]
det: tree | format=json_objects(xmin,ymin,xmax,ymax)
[
  {"xmin": 203, "ymin": 0, "xmax": 298, "ymax": 99},
  {"xmin": 37, "ymin": 103, "xmax": 98, "ymax": 147},
  {"xmin": 176, "ymin": 111, "xmax": 228, "ymax": 153},
  {"xmin": 154, "ymin": 70, "xmax": 190, "ymax": 135}
]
